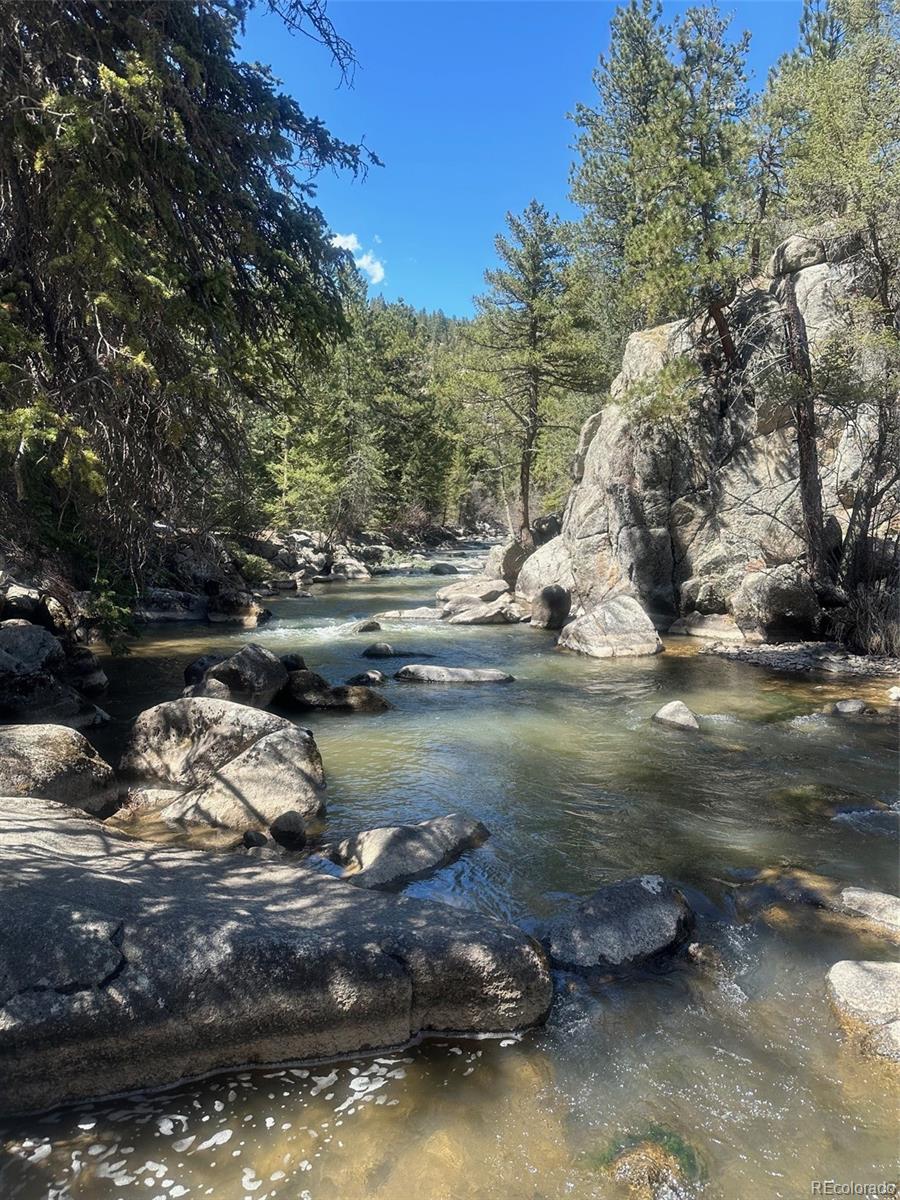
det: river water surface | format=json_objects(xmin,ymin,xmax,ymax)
[{"xmin": 2, "ymin": 552, "xmax": 898, "ymax": 1200}]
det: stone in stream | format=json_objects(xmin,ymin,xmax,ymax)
[
  {"xmin": 395, "ymin": 664, "xmax": 515, "ymax": 684},
  {"xmin": 434, "ymin": 576, "xmax": 509, "ymax": 604},
  {"xmin": 277, "ymin": 669, "xmax": 392, "ymax": 714},
  {"xmin": 328, "ymin": 813, "xmax": 490, "ymax": 890},
  {"xmin": 0, "ymin": 724, "xmax": 118, "ymax": 813},
  {"xmin": 362, "ymin": 642, "xmax": 414, "ymax": 659},
  {"xmin": 737, "ymin": 869, "xmax": 900, "ymax": 941},
  {"xmin": 542, "ymin": 875, "xmax": 694, "ymax": 971},
  {"xmin": 279, "ymin": 652, "xmax": 307, "ymax": 672},
  {"xmin": 556, "ymin": 597, "xmax": 663, "ymax": 659},
  {"xmin": 823, "ymin": 698, "xmax": 874, "ymax": 716},
  {"xmin": 485, "ymin": 540, "xmax": 531, "ymax": 587},
  {"xmin": 838, "ymin": 888, "xmax": 900, "ymax": 937},
  {"xmin": 183, "ymin": 654, "xmax": 225, "ymax": 687},
  {"xmin": 429, "ymin": 562, "xmax": 458, "ymax": 575},
  {"xmin": 188, "ymin": 643, "xmax": 288, "ymax": 709},
  {"xmin": 374, "ymin": 606, "xmax": 441, "ymax": 620},
  {"xmin": 447, "ymin": 597, "xmax": 522, "ymax": 625},
  {"xmin": 652, "ymin": 700, "xmax": 700, "ymax": 731},
  {"xmin": 0, "ymin": 795, "xmax": 552, "ymax": 1114},
  {"xmin": 530, "ymin": 585, "xmax": 571, "ymax": 631},
  {"xmin": 826, "ymin": 960, "xmax": 900, "ymax": 1062},
  {"xmin": 206, "ymin": 587, "xmax": 268, "ymax": 628},
  {"xmin": 889, "ymin": 686, "xmax": 900, "ymax": 703},
  {"xmin": 345, "ymin": 669, "xmax": 387, "ymax": 687}
]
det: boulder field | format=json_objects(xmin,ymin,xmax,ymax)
[{"xmin": 0, "ymin": 796, "xmax": 552, "ymax": 1114}]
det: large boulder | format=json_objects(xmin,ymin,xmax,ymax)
[
  {"xmin": 730, "ymin": 564, "xmax": 821, "ymax": 642},
  {"xmin": 277, "ymin": 669, "xmax": 392, "ymax": 714},
  {"xmin": 0, "ymin": 796, "xmax": 552, "ymax": 1114},
  {"xmin": 0, "ymin": 725, "xmax": 117, "ymax": 813},
  {"xmin": 395, "ymin": 664, "xmax": 514, "ymax": 684},
  {"xmin": 157, "ymin": 725, "xmax": 325, "ymax": 833},
  {"xmin": 327, "ymin": 557, "xmax": 370, "ymax": 580},
  {"xmin": 514, "ymin": 536, "xmax": 576, "ymax": 606},
  {"xmin": 485, "ymin": 540, "xmax": 531, "ymax": 587},
  {"xmin": 328, "ymin": 814, "xmax": 490, "ymax": 889},
  {"xmin": 119, "ymin": 697, "xmax": 289, "ymax": 787},
  {"xmin": 826, "ymin": 960, "xmax": 900, "ymax": 1062},
  {"xmin": 530, "ymin": 585, "xmax": 571, "ymax": 631},
  {"xmin": 362, "ymin": 642, "xmax": 412, "ymax": 659},
  {"xmin": 190, "ymin": 643, "xmax": 288, "ymax": 708},
  {"xmin": 0, "ymin": 626, "xmax": 108, "ymax": 729},
  {"xmin": 556, "ymin": 597, "xmax": 663, "ymax": 659},
  {"xmin": 543, "ymin": 876, "xmax": 694, "ymax": 971}
]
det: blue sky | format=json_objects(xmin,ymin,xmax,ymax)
[{"xmin": 241, "ymin": 1, "xmax": 803, "ymax": 316}]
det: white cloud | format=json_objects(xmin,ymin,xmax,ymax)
[
  {"xmin": 331, "ymin": 232, "xmax": 361, "ymax": 253},
  {"xmin": 330, "ymin": 232, "xmax": 385, "ymax": 287},
  {"xmin": 355, "ymin": 251, "xmax": 385, "ymax": 286}
]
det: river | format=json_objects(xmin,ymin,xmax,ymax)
[{"xmin": 2, "ymin": 551, "xmax": 897, "ymax": 1199}]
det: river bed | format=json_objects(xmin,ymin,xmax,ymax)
[{"xmin": 2, "ymin": 554, "xmax": 898, "ymax": 1199}]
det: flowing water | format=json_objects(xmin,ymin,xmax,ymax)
[{"xmin": 2, "ymin": 551, "xmax": 898, "ymax": 1200}]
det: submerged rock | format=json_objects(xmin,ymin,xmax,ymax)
[
  {"xmin": 429, "ymin": 562, "xmax": 458, "ymax": 575},
  {"xmin": 0, "ymin": 796, "xmax": 552, "ymax": 1114},
  {"xmin": 329, "ymin": 813, "xmax": 490, "ymax": 889},
  {"xmin": 362, "ymin": 642, "xmax": 412, "ymax": 659},
  {"xmin": 557, "ymin": 597, "xmax": 663, "ymax": 660},
  {"xmin": 543, "ymin": 876, "xmax": 693, "ymax": 971},
  {"xmin": 345, "ymin": 669, "xmax": 387, "ymax": 687},
  {"xmin": 838, "ymin": 888, "xmax": 900, "ymax": 937},
  {"xmin": 395, "ymin": 664, "xmax": 514, "ymax": 684},
  {"xmin": 652, "ymin": 701, "xmax": 700, "ymax": 731},
  {"xmin": 0, "ymin": 724, "xmax": 118, "ymax": 813},
  {"xmin": 826, "ymin": 960, "xmax": 900, "ymax": 1062}
]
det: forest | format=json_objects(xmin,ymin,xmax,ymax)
[{"xmin": 1, "ymin": 0, "xmax": 896, "ymax": 621}]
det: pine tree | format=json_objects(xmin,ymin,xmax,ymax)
[{"xmin": 470, "ymin": 201, "xmax": 599, "ymax": 544}]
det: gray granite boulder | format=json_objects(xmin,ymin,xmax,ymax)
[
  {"xmin": 395, "ymin": 664, "xmax": 514, "ymax": 684},
  {"xmin": 278, "ymin": 669, "xmax": 392, "ymax": 714},
  {"xmin": 0, "ymin": 796, "xmax": 552, "ymax": 1114},
  {"xmin": 157, "ymin": 724, "xmax": 325, "ymax": 833},
  {"xmin": 190, "ymin": 643, "xmax": 288, "ymax": 708},
  {"xmin": 435, "ymin": 577, "xmax": 509, "ymax": 604},
  {"xmin": 557, "ymin": 598, "xmax": 663, "ymax": 659},
  {"xmin": 485, "ymin": 540, "xmax": 531, "ymax": 587},
  {"xmin": 0, "ymin": 620, "xmax": 64, "ymax": 673},
  {"xmin": 730, "ymin": 565, "xmax": 821, "ymax": 642},
  {"xmin": 329, "ymin": 813, "xmax": 490, "ymax": 889},
  {"xmin": 543, "ymin": 875, "xmax": 694, "ymax": 970},
  {"xmin": 446, "ymin": 597, "xmax": 521, "ymax": 625},
  {"xmin": 119, "ymin": 697, "xmax": 288, "ymax": 788},
  {"xmin": 0, "ymin": 724, "xmax": 117, "ymax": 813}
]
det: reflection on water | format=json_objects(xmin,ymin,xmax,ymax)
[{"xmin": 3, "ymin": 560, "xmax": 898, "ymax": 1199}]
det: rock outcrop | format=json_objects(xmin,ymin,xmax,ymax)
[
  {"xmin": 0, "ymin": 796, "xmax": 552, "ymax": 1114},
  {"xmin": 328, "ymin": 813, "xmax": 490, "ymax": 889},
  {"xmin": 520, "ymin": 229, "xmax": 894, "ymax": 642}
]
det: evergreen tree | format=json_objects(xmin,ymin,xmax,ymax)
[
  {"xmin": 470, "ymin": 201, "xmax": 599, "ymax": 544},
  {"xmin": 0, "ymin": 0, "xmax": 370, "ymax": 580}
]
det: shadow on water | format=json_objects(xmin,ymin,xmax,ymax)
[{"xmin": 3, "ymin": 559, "xmax": 898, "ymax": 1199}]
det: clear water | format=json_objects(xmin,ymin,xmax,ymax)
[{"xmin": 2, "ymin": 557, "xmax": 898, "ymax": 1199}]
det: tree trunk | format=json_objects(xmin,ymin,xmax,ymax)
[
  {"xmin": 708, "ymin": 300, "xmax": 737, "ymax": 365},
  {"xmin": 518, "ymin": 364, "xmax": 540, "ymax": 548},
  {"xmin": 781, "ymin": 275, "xmax": 828, "ymax": 585}
]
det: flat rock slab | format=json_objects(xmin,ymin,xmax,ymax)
[
  {"xmin": 0, "ymin": 797, "xmax": 552, "ymax": 1115},
  {"xmin": 826, "ymin": 960, "xmax": 900, "ymax": 1062},
  {"xmin": 542, "ymin": 875, "xmax": 694, "ymax": 970},
  {"xmin": 838, "ymin": 888, "xmax": 900, "ymax": 937},
  {"xmin": 330, "ymin": 814, "xmax": 490, "ymax": 889},
  {"xmin": 395, "ymin": 665, "xmax": 514, "ymax": 684}
]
